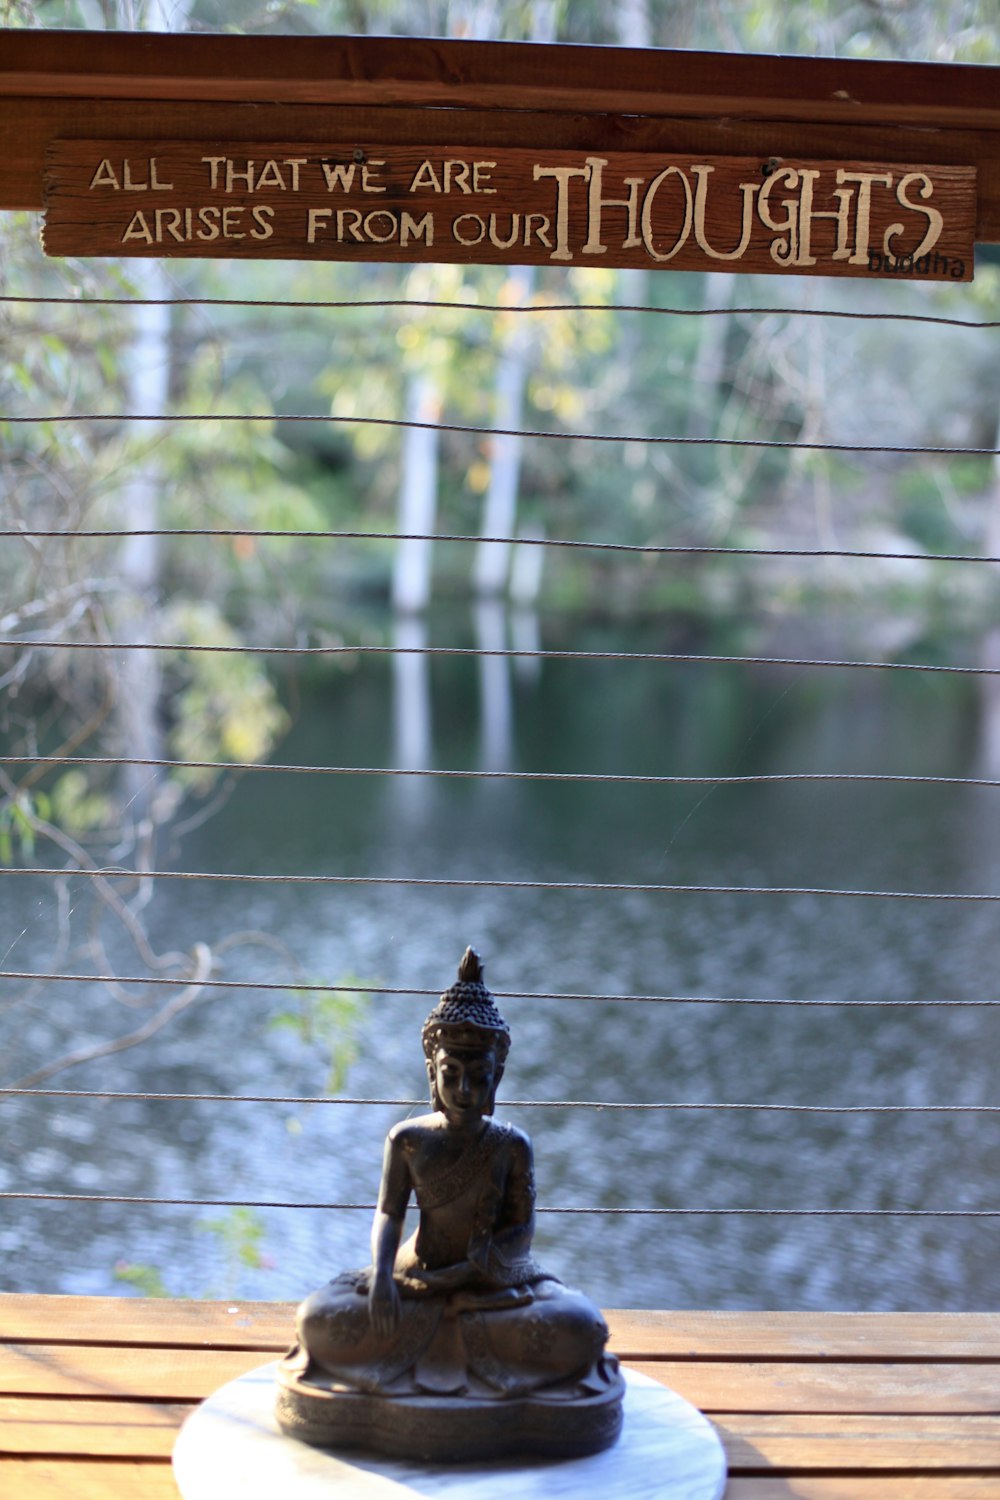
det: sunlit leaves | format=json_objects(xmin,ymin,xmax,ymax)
[
  {"xmin": 270, "ymin": 979, "xmax": 374, "ymax": 1095},
  {"xmin": 160, "ymin": 601, "xmax": 289, "ymax": 791},
  {"xmin": 113, "ymin": 1260, "xmax": 170, "ymax": 1297}
]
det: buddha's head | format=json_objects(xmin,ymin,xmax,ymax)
[{"xmin": 421, "ymin": 948, "xmax": 510, "ymax": 1119}]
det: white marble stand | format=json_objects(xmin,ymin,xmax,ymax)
[{"xmin": 173, "ymin": 1363, "xmax": 727, "ymax": 1499}]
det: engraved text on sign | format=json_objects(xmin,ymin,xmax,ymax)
[{"xmin": 43, "ymin": 143, "xmax": 977, "ymax": 280}]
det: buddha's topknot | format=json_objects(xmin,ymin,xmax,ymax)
[{"xmin": 421, "ymin": 947, "xmax": 511, "ymax": 1063}]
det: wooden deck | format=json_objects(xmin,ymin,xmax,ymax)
[{"xmin": 1, "ymin": 1297, "xmax": 998, "ymax": 1496}]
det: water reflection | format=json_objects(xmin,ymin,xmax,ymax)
[
  {"xmin": 510, "ymin": 606, "xmax": 542, "ymax": 685},
  {"xmin": 2, "ymin": 607, "xmax": 1000, "ymax": 1311},
  {"xmin": 475, "ymin": 599, "xmax": 513, "ymax": 772},
  {"xmin": 392, "ymin": 613, "xmax": 433, "ymax": 821}
]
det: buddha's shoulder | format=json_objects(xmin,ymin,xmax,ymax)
[
  {"xmin": 384, "ymin": 1116, "xmax": 531, "ymax": 1160},
  {"xmin": 490, "ymin": 1119, "xmax": 533, "ymax": 1161},
  {"xmin": 386, "ymin": 1114, "xmax": 438, "ymax": 1152}
]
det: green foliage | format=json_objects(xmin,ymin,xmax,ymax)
[
  {"xmin": 162, "ymin": 602, "xmax": 289, "ymax": 790},
  {"xmin": 113, "ymin": 1260, "xmax": 170, "ymax": 1297},
  {"xmin": 0, "ymin": 791, "xmax": 42, "ymax": 863},
  {"xmin": 270, "ymin": 978, "xmax": 374, "ymax": 1094},
  {"xmin": 894, "ymin": 459, "xmax": 992, "ymax": 554},
  {"xmin": 49, "ymin": 769, "xmax": 114, "ymax": 834},
  {"xmin": 110, "ymin": 1211, "xmax": 273, "ymax": 1299},
  {"xmin": 0, "ymin": 778, "xmax": 112, "ymax": 865},
  {"xmin": 198, "ymin": 1207, "xmax": 270, "ymax": 1296}
]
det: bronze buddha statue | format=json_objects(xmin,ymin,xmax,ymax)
[{"xmin": 275, "ymin": 947, "xmax": 625, "ymax": 1461}]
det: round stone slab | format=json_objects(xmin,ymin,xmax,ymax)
[{"xmin": 173, "ymin": 1363, "xmax": 727, "ymax": 1500}]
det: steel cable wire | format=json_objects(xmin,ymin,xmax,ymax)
[
  {"xmin": 2, "ymin": 639, "xmax": 998, "ymax": 679},
  {"xmin": 4, "ymin": 866, "xmax": 1000, "ymax": 901},
  {"xmin": 3, "ymin": 408, "xmax": 1000, "ymax": 458},
  {"xmin": 0, "ymin": 968, "xmax": 992, "ymax": 1006},
  {"xmin": 0, "ymin": 1086, "xmax": 996, "ymax": 1113},
  {"xmin": 3, "ymin": 527, "xmax": 1000, "ymax": 568},
  {"xmin": 0, "ymin": 1190, "xmax": 994, "ymax": 1216},
  {"xmin": 6, "ymin": 755, "xmax": 1000, "ymax": 788},
  {"xmin": 2, "ymin": 293, "xmax": 997, "ymax": 330}
]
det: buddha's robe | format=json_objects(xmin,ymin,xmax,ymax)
[{"xmin": 290, "ymin": 1119, "xmax": 616, "ymax": 1400}]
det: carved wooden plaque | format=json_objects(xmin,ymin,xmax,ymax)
[{"xmin": 43, "ymin": 141, "xmax": 977, "ymax": 280}]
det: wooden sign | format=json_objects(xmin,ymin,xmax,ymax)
[{"xmin": 44, "ymin": 141, "xmax": 976, "ymax": 280}]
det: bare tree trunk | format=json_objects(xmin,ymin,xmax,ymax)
[
  {"xmin": 392, "ymin": 372, "xmax": 441, "ymax": 613},
  {"xmin": 686, "ymin": 271, "xmax": 735, "ymax": 439},
  {"xmin": 617, "ymin": 0, "xmax": 650, "ymax": 47},
  {"xmin": 116, "ymin": 230, "xmax": 170, "ymax": 834},
  {"xmin": 616, "ymin": 0, "xmax": 650, "ymax": 309},
  {"xmin": 474, "ymin": 263, "xmax": 535, "ymax": 597},
  {"xmin": 447, "ymin": 0, "xmax": 502, "ymax": 36},
  {"xmin": 472, "ymin": 0, "xmax": 553, "ymax": 598},
  {"xmin": 115, "ymin": 0, "xmax": 188, "ymax": 835}
]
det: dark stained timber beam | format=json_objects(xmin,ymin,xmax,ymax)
[
  {"xmin": 2, "ymin": 29, "xmax": 999, "ymax": 242},
  {"xmin": 3, "ymin": 30, "xmax": 999, "ymax": 125}
]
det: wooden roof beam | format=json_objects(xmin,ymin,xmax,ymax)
[
  {"xmin": 2, "ymin": 30, "xmax": 999, "ymax": 240},
  {"xmin": 3, "ymin": 31, "xmax": 999, "ymax": 125}
]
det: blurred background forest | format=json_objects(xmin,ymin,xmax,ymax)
[{"xmin": 3, "ymin": 0, "xmax": 1000, "ymax": 1311}]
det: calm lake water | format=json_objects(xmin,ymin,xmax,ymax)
[{"xmin": 3, "ymin": 603, "xmax": 1000, "ymax": 1310}]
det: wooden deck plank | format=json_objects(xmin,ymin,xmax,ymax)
[
  {"xmin": 725, "ymin": 1481, "xmax": 1000, "ymax": 1499},
  {"xmin": 2, "ymin": 1298, "xmax": 999, "ymax": 1495},
  {"xmin": 630, "ymin": 1360, "xmax": 1000, "ymax": 1414},
  {"xmin": 0, "ymin": 1295, "xmax": 291, "ymax": 1350},
  {"xmin": 717, "ymin": 1413, "xmax": 1000, "ymax": 1471},
  {"xmin": 5, "ymin": 1342, "xmax": 1000, "ymax": 1415},
  {"xmin": 5, "ymin": 1297, "xmax": 1000, "ymax": 1361},
  {"xmin": 0, "ymin": 1458, "xmax": 177, "ymax": 1498},
  {"xmin": 4, "ymin": 1393, "xmax": 999, "ymax": 1473},
  {"xmin": 2, "ymin": 1462, "xmax": 996, "ymax": 1500},
  {"xmin": 0, "ymin": 1342, "xmax": 266, "ymax": 1399},
  {"xmin": 610, "ymin": 1310, "xmax": 1000, "ymax": 1362},
  {"xmin": 0, "ymin": 1397, "xmax": 193, "ymax": 1457}
]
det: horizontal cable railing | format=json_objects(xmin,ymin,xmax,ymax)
[
  {"xmin": 4, "ymin": 528, "xmax": 1000, "ymax": 566},
  {"xmin": 3, "ymin": 639, "xmax": 998, "ymax": 678},
  {"xmin": 3, "ymin": 287, "xmax": 997, "ymax": 1254},
  {"xmin": 4, "ymin": 408, "xmax": 1000, "ymax": 458},
  {"xmin": 0, "ymin": 1191, "xmax": 994, "ymax": 1217},
  {"xmin": 5, "ymin": 866, "xmax": 1000, "ymax": 901},
  {"xmin": 0, "ymin": 970, "xmax": 992, "ymax": 1007},
  {"xmin": 3, "ymin": 293, "xmax": 998, "ymax": 330},
  {"xmin": 1, "ymin": 1087, "xmax": 996, "ymax": 1113},
  {"xmin": 7, "ymin": 755, "xmax": 1000, "ymax": 788}
]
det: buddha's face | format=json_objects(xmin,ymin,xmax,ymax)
[{"xmin": 431, "ymin": 1046, "xmax": 497, "ymax": 1124}]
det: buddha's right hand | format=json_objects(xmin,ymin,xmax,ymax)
[{"xmin": 369, "ymin": 1269, "xmax": 401, "ymax": 1336}]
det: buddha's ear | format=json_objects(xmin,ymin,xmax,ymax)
[
  {"xmin": 486, "ymin": 1061, "xmax": 504, "ymax": 1114},
  {"xmin": 426, "ymin": 1059, "xmax": 440, "ymax": 1109}
]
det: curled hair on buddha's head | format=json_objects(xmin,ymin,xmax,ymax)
[{"xmin": 422, "ymin": 947, "xmax": 510, "ymax": 1112}]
